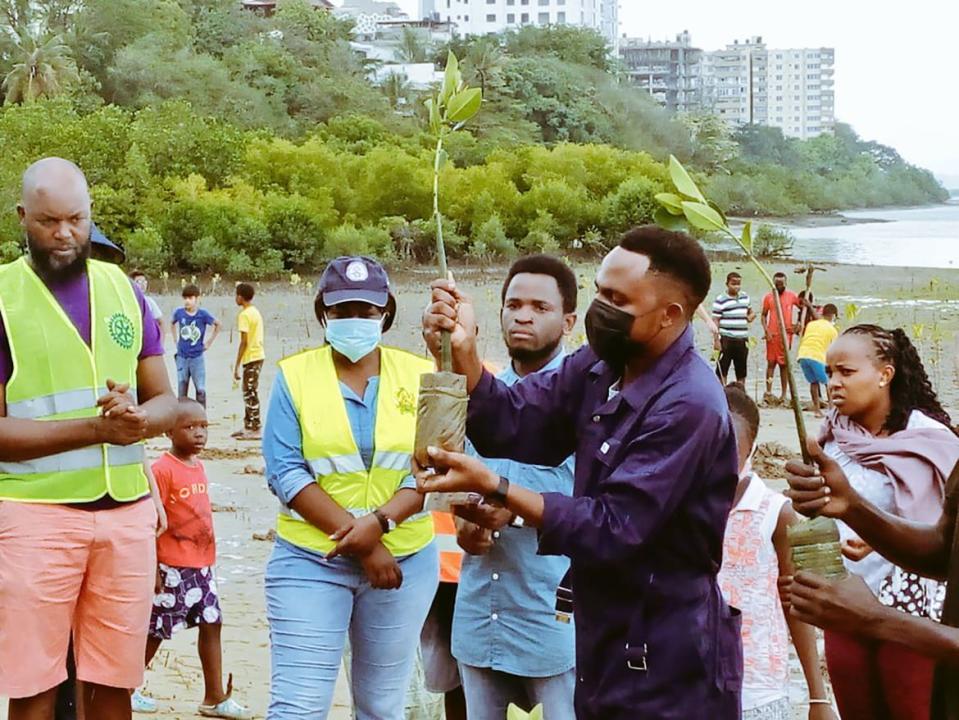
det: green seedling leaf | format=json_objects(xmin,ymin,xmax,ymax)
[
  {"xmin": 668, "ymin": 155, "xmax": 706, "ymax": 203},
  {"xmin": 654, "ymin": 207, "xmax": 688, "ymax": 232},
  {"xmin": 426, "ymin": 97, "xmax": 440, "ymax": 134},
  {"xmin": 681, "ymin": 201, "xmax": 727, "ymax": 233},
  {"xmin": 441, "ymin": 51, "xmax": 460, "ymax": 105},
  {"xmin": 447, "ymin": 87, "xmax": 482, "ymax": 124},
  {"xmin": 741, "ymin": 221, "xmax": 752, "ymax": 253},
  {"xmin": 708, "ymin": 200, "xmax": 728, "ymax": 225},
  {"xmin": 655, "ymin": 192, "xmax": 684, "ymax": 215}
]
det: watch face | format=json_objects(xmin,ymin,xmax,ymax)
[{"xmin": 387, "ymin": 518, "xmax": 397, "ymax": 531}]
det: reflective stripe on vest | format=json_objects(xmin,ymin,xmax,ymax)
[
  {"xmin": 0, "ymin": 444, "xmax": 144, "ymax": 475},
  {"xmin": 278, "ymin": 503, "xmax": 431, "ymax": 525},
  {"xmin": 433, "ymin": 511, "xmax": 463, "ymax": 583},
  {"xmin": 0, "ymin": 258, "xmax": 148, "ymax": 503},
  {"xmin": 6, "ymin": 387, "xmax": 117, "ymax": 420},
  {"xmin": 307, "ymin": 451, "xmax": 413, "ymax": 477},
  {"xmin": 276, "ymin": 345, "xmax": 435, "ymax": 557}
]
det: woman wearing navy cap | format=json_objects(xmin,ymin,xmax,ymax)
[{"xmin": 262, "ymin": 256, "xmax": 439, "ymax": 719}]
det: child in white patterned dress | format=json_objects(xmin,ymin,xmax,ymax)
[{"xmin": 718, "ymin": 384, "xmax": 837, "ymax": 720}]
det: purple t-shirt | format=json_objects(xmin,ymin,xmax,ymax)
[{"xmin": 0, "ymin": 269, "xmax": 165, "ymax": 384}]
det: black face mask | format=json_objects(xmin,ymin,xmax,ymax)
[{"xmin": 585, "ymin": 299, "xmax": 637, "ymax": 368}]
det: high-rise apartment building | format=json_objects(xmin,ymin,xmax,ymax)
[
  {"xmin": 419, "ymin": 0, "xmax": 619, "ymax": 49},
  {"xmin": 620, "ymin": 34, "xmax": 835, "ymax": 139},
  {"xmin": 699, "ymin": 37, "xmax": 768, "ymax": 126},
  {"xmin": 620, "ymin": 31, "xmax": 703, "ymax": 113},
  {"xmin": 763, "ymin": 46, "xmax": 835, "ymax": 139},
  {"xmin": 699, "ymin": 37, "xmax": 835, "ymax": 139}
]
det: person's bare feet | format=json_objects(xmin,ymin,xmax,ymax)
[{"xmin": 235, "ymin": 430, "xmax": 261, "ymax": 441}]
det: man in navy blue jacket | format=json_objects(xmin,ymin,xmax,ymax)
[{"xmin": 419, "ymin": 226, "xmax": 743, "ymax": 719}]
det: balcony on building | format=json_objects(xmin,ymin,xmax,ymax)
[{"xmin": 241, "ymin": 0, "xmax": 333, "ymax": 14}]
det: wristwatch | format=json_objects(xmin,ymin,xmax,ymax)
[
  {"xmin": 485, "ymin": 476, "xmax": 510, "ymax": 508},
  {"xmin": 509, "ymin": 514, "xmax": 525, "ymax": 529},
  {"xmin": 372, "ymin": 508, "xmax": 396, "ymax": 534}
]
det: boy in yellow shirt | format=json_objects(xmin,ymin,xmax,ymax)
[
  {"xmin": 797, "ymin": 303, "xmax": 838, "ymax": 418},
  {"xmin": 232, "ymin": 283, "xmax": 264, "ymax": 440}
]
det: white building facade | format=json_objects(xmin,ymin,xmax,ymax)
[
  {"xmin": 764, "ymin": 46, "xmax": 835, "ymax": 139},
  {"xmin": 698, "ymin": 37, "xmax": 835, "ymax": 140},
  {"xmin": 419, "ymin": 0, "xmax": 618, "ymax": 49}
]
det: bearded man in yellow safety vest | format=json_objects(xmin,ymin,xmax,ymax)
[{"xmin": 0, "ymin": 157, "xmax": 177, "ymax": 720}]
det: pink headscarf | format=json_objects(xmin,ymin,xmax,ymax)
[{"xmin": 819, "ymin": 409, "xmax": 959, "ymax": 523}]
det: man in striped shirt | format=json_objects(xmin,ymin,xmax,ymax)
[{"xmin": 711, "ymin": 272, "xmax": 755, "ymax": 383}]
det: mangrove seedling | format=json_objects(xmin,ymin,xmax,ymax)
[
  {"xmin": 414, "ymin": 53, "xmax": 483, "ymax": 498},
  {"xmin": 654, "ymin": 155, "xmax": 809, "ymax": 462}
]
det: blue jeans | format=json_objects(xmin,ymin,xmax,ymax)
[
  {"xmin": 459, "ymin": 663, "xmax": 576, "ymax": 720},
  {"xmin": 175, "ymin": 354, "xmax": 207, "ymax": 407},
  {"xmin": 265, "ymin": 539, "xmax": 439, "ymax": 719}
]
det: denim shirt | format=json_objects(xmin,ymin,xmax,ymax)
[
  {"xmin": 263, "ymin": 371, "xmax": 415, "ymax": 557},
  {"xmin": 465, "ymin": 328, "xmax": 742, "ymax": 719},
  {"xmin": 452, "ymin": 352, "xmax": 575, "ymax": 678}
]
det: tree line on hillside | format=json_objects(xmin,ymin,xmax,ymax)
[{"xmin": 0, "ymin": 0, "xmax": 946, "ymax": 275}]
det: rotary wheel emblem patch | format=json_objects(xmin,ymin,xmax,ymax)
[{"xmin": 107, "ymin": 312, "xmax": 135, "ymax": 350}]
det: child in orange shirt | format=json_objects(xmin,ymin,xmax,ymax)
[{"xmin": 134, "ymin": 399, "xmax": 250, "ymax": 719}]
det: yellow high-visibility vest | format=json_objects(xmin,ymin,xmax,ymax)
[
  {"xmin": 0, "ymin": 257, "xmax": 147, "ymax": 502},
  {"xmin": 276, "ymin": 345, "xmax": 434, "ymax": 557}
]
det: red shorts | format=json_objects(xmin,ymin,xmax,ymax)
[
  {"xmin": 0, "ymin": 500, "xmax": 156, "ymax": 697},
  {"xmin": 766, "ymin": 334, "xmax": 793, "ymax": 367}
]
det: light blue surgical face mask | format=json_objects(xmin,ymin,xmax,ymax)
[{"xmin": 325, "ymin": 317, "xmax": 383, "ymax": 363}]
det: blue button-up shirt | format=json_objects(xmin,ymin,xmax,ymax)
[
  {"xmin": 466, "ymin": 327, "xmax": 742, "ymax": 719},
  {"xmin": 452, "ymin": 352, "xmax": 575, "ymax": 678}
]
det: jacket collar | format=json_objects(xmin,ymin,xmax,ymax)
[{"xmin": 588, "ymin": 325, "xmax": 695, "ymax": 409}]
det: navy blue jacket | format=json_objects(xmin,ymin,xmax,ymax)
[{"xmin": 466, "ymin": 327, "xmax": 743, "ymax": 719}]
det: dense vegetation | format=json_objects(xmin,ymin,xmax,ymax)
[{"xmin": 0, "ymin": 0, "xmax": 946, "ymax": 274}]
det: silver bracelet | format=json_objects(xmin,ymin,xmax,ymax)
[{"xmin": 809, "ymin": 699, "xmax": 831, "ymax": 705}]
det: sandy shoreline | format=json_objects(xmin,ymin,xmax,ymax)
[{"xmin": 732, "ymin": 201, "xmax": 952, "ymax": 230}]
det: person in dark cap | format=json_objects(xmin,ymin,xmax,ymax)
[
  {"xmin": 55, "ymin": 225, "xmax": 129, "ymax": 720},
  {"xmin": 261, "ymin": 256, "xmax": 439, "ymax": 719},
  {"xmin": 89, "ymin": 224, "xmax": 125, "ymax": 265},
  {"xmin": 0, "ymin": 159, "xmax": 176, "ymax": 719}
]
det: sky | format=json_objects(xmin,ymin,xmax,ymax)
[{"xmin": 389, "ymin": 0, "xmax": 959, "ymax": 184}]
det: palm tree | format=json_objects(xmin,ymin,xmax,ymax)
[
  {"xmin": 464, "ymin": 39, "xmax": 504, "ymax": 95},
  {"xmin": 3, "ymin": 30, "xmax": 78, "ymax": 104},
  {"xmin": 397, "ymin": 27, "xmax": 427, "ymax": 64},
  {"xmin": 380, "ymin": 70, "xmax": 412, "ymax": 111}
]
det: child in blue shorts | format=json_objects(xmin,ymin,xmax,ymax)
[{"xmin": 797, "ymin": 303, "xmax": 839, "ymax": 417}]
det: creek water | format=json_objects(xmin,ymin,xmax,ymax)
[{"xmin": 784, "ymin": 201, "xmax": 959, "ymax": 268}]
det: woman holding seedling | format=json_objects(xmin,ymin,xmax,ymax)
[{"xmin": 787, "ymin": 324, "xmax": 959, "ymax": 719}]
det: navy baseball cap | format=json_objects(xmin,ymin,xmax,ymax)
[
  {"xmin": 318, "ymin": 256, "xmax": 390, "ymax": 307},
  {"xmin": 90, "ymin": 224, "xmax": 125, "ymax": 264}
]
